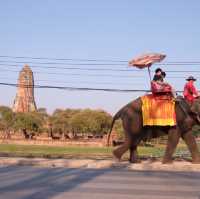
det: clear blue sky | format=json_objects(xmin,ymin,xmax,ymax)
[{"xmin": 0, "ymin": 1, "xmax": 200, "ymax": 114}]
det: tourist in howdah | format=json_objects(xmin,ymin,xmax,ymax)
[
  {"xmin": 152, "ymin": 68, "xmax": 163, "ymax": 81},
  {"xmin": 151, "ymin": 68, "xmax": 175, "ymax": 97}
]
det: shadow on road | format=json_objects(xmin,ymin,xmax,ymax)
[
  {"xmin": 0, "ymin": 165, "xmax": 200, "ymax": 199},
  {"xmin": 0, "ymin": 165, "xmax": 110, "ymax": 199}
]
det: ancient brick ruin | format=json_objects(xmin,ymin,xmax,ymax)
[{"xmin": 13, "ymin": 65, "xmax": 37, "ymax": 113}]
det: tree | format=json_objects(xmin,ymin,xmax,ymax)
[
  {"xmin": 70, "ymin": 111, "xmax": 90, "ymax": 137},
  {"xmin": 33, "ymin": 110, "xmax": 49, "ymax": 135},
  {"xmin": 69, "ymin": 109, "xmax": 112, "ymax": 138},
  {"xmin": 48, "ymin": 115, "xmax": 69, "ymax": 139},
  {"xmin": 87, "ymin": 110, "xmax": 112, "ymax": 136},
  {"xmin": 0, "ymin": 106, "xmax": 15, "ymax": 138},
  {"xmin": 13, "ymin": 112, "xmax": 43, "ymax": 139},
  {"xmin": 49, "ymin": 108, "xmax": 81, "ymax": 139},
  {"xmin": 37, "ymin": 108, "xmax": 48, "ymax": 116}
]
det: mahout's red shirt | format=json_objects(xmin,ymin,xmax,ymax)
[{"xmin": 183, "ymin": 81, "xmax": 198, "ymax": 103}]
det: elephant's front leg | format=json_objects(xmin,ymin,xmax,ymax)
[
  {"xmin": 129, "ymin": 146, "xmax": 140, "ymax": 163},
  {"xmin": 129, "ymin": 134, "xmax": 143, "ymax": 163},
  {"xmin": 182, "ymin": 130, "xmax": 200, "ymax": 163},
  {"xmin": 162, "ymin": 127, "xmax": 180, "ymax": 164}
]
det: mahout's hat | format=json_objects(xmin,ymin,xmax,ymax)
[{"xmin": 186, "ymin": 76, "xmax": 196, "ymax": 81}]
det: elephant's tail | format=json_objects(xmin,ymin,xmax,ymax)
[{"xmin": 107, "ymin": 108, "xmax": 123, "ymax": 146}]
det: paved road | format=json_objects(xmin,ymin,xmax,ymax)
[{"xmin": 0, "ymin": 166, "xmax": 199, "ymax": 199}]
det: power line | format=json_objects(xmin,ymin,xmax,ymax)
[
  {"xmin": 0, "ymin": 63, "xmax": 137, "ymax": 72},
  {"xmin": 1, "ymin": 68, "xmax": 199, "ymax": 80},
  {"xmin": 0, "ymin": 55, "xmax": 128, "ymax": 63},
  {"xmin": 0, "ymin": 68, "xmax": 148, "ymax": 78},
  {"xmin": 0, "ymin": 76, "xmax": 145, "ymax": 86},
  {"xmin": 1, "ymin": 62, "xmax": 200, "ymax": 73},
  {"xmin": 0, "ymin": 82, "xmax": 184, "ymax": 93},
  {"xmin": 1, "ymin": 63, "xmax": 200, "ymax": 74},
  {"xmin": 35, "ymin": 79, "xmax": 144, "ymax": 86},
  {"xmin": 1, "ymin": 55, "xmax": 200, "ymax": 64},
  {"xmin": 1, "ymin": 59, "xmax": 200, "ymax": 68},
  {"xmin": 0, "ymin": 60, "xmax": 128, "ymax": 66},
  {"xmin": 0, "ymin": 82, "xmax": 151, "ymax": 92}
]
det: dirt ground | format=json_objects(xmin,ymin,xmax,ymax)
[{"xmin": 0, "ymin": 157, "xmax": 200, "ymax": 172}]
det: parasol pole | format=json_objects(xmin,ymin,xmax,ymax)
[
  {"xmin": 147, "ymin": 65, "xmax": 151, "ymax": 81},
  {"xmin": 147, "ymin": 65, "xmax": 152, "ymax": 90}
]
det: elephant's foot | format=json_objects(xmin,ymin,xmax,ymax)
[
  {"xmin": 129, "ymin": 158, "xmax": 141, "ymax": 164},
  {"xmin": 112, "ymin": 150, "xmax": 121, "ymax": 162},
  {"xmin": 192, "ymin": 155, "xmax": 200, "ymax": 164},
  {"xmin": 162, "ymin": 158, "xmax": 173, "ymax": 164},
  {"xmin": 129, "ymin": 151, "xmax": 140, "ymax": 163}
]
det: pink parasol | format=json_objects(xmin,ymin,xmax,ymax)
[{"xmin": 129, "ymin": 53, "xmax": 166, "ymax": 81}]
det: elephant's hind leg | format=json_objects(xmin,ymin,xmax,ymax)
[
  {"xmin": 113, "ymin": 106, "xmax": 143, "ymax": 162},
  {"xmin": 113, "ymin": 133, "xmax": 131, "ymax": 161}
]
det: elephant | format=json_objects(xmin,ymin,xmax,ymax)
[{"xmin": 108, "ymin": 96, "xmax": 200, "ymax": 164}]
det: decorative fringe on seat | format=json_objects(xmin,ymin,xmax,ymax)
[{"xmin": 141, "ymin": 94, "xmax": 176, "ymax": 126}]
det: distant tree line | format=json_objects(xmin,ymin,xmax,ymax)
[
  {"xmin": 0, "ymin": 106, "xmax": 124, "ymax": 140},
  {"xmin": 1, "ymin": 106, "xmax": 199, "ymax": 141}
]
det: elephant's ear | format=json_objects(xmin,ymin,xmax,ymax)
[{"xmin": 191, "ymin": 100, "xmax": 200, "ymax": 114}]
